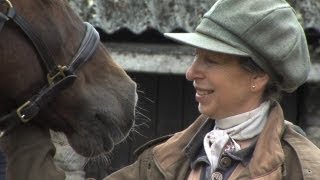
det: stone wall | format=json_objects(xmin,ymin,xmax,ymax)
[
  {"xmin": 67, "ymin": 0, "xmax": 320, "ymax": 34},
  {"xmin": 67, "ymin": 0, "xmax": 213, "ymax": 34}
]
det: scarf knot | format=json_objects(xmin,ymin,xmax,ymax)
[{"xmin": 203, "ymin": 101, "xmax": 270, "ymax": 173}]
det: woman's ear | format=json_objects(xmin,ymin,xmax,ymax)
[{"xmin": 250, "ymin": 73, "xmax": 270, "ymax": 92}]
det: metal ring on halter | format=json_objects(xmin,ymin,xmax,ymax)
[
  {"xmin": 2, "ymin": 0, "xmax": 13, "ymax": 8},
  {"xmin": 0, "ymin": 0, "xmax": 13, "ymax": 16}
]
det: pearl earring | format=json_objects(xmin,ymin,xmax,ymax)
[{"xmin": 252, "ymin": 85, "xmax": 256, "ymax": 89}]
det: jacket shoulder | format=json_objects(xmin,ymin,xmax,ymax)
[
  {"xmin": 134, "ymin": 134, "xmax": 173, "ymax": 157},
  {"xmin": 283, "ymin": 123, "xmax": 320, "ymax": 178},
  {"xmin": 284, "ymin": 121, "xmax": 306, "ymax": 136}
]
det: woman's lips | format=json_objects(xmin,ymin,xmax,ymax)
[
  {"xmin": 195, "ymin": 88, "xmax": 214, "ymax": 102},
  {"xmin": 196, "ymin": 90, "xmax": 214, "ymax": 96}
]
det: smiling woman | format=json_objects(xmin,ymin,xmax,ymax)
[
  {"xmin": 0, "ymin": 0, "xmax": 137, "ymax": 179},
  {"xmin": 106, "ymin": 0, "xmax": 320, "ymax": 179}
]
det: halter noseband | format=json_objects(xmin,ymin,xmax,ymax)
[{"xmin": 0, "ymin": 0, "xmax": 100, "ymax": 136}]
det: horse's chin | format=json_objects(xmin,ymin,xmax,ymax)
[
  {"xmin": 67, "ymin": 134, "xmax": 112, "ymax": 157},
  {"xmin": 66, "ymin": 120, "xmax": 133, "ymax": 157}
]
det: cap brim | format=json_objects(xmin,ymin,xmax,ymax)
[{"xmin": 164, "ymin": 32, "xmax": 249, "ymax": 57}]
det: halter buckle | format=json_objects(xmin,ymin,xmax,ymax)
[
  {"xmin": 16, "ymin": 101, "xmax": 32, "ymax": 123},
  {"xmin": 47, "ymin": 65, "xmax": 67, "ymax": 86}
]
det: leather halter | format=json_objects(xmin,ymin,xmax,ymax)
[{"xmin": 0, "ymin": 0, "xmax": 100, "ymax": 136}]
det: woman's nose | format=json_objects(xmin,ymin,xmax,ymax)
[
  {"xmin": 186, "ymin": 58, "xmax": 203, "ymax": 81},
  {"xmin": 185, "ymin": 66, "xmax": 195, "ymax": 81}
]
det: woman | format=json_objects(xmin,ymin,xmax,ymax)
[{"xmin": 106, "ymin": 0, "xmax": 320, "ymax": 179}]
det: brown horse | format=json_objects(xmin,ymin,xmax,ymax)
[{"xmin": 0, "ymin": 0, "xmax": 137, "ymax": 161}]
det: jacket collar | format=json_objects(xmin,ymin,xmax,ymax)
[
  {"xmin": 152, "ymin": 115, "xmax": 208, "ymax": 177},
  {"xmin": 248, "ymin": 101, "xmax": 285, "ymax": 178},
  {"xmin": 152, "ymin": 101, "xmax": 286, "ymax": 178}
]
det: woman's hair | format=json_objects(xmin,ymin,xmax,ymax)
[{"xmin": 239, "ymin": 57, "xmax": 282, "ymax": 101}]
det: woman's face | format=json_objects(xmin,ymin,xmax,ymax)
[{"xmin": 186, "ymin": 49, "xmax": 265, "ymax": 119}]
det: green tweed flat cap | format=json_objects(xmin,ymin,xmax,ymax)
[{"xmin": 165, "ymin": 0, "xmax": 311, "ymax": 92}]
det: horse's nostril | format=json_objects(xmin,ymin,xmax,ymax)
[
  {"xmin": 94, "ymin": 113, "xmax": 110, "ymax": 125},
  {"xmin": 95, "ymin": 113, "xmax": 102, "ymax": 121}
]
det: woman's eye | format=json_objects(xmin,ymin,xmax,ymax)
[{"xmin": 204, "ymin": 58, "xmax": 218, "ymax": 65}]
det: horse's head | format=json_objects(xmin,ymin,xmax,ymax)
[{"xmin": 0, "ymin": 0, "xmax": 137, "ymax": 157}]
